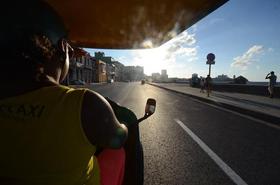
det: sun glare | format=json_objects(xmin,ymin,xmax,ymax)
[{"xmin": 134, "ymin": 47, "xmax": 169, "ymax": 75}]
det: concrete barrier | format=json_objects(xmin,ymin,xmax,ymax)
[{"xmin": 209, "ymin": 84, "xmax": 280, "ymax": 98}]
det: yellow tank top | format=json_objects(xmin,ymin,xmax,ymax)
[{"xmin": 0, "ymin": 85, "xmax": 100, "ymax": 185}]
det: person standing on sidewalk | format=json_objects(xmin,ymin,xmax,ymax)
[
  {"xmin": 265, "ymin": 71, "xmax": 277, "ymax": 98},
  {"xmin": 200, "ymin": 77, "xmax": 205, "ymax": 93},
  {"xmin": 205, "ymin": 75, "xmax": 212, "ymax": 97}
]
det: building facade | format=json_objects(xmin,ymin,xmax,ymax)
[
  {"xmin": 92, "ymin": 59, "xmax": 107, "ymax": 83},
  {"xmin": 112, "ymin": 61, "xmax": 125, "ymax": 82},
  {"xmin": 152, "ymin": 73, "xmax": 161, "ymax": 82},
  {"xmin": 68, "ymin": 48, "xmax": 93, "ymax": 84},
  {"xmin": 92, "ymin": 52, "xmax": 126, "ymax": 82},
  {"xmin": 161, "ymin": 69, "xmax": 168, "ymax": 82}
]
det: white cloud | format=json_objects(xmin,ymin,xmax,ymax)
[
  {"xmin": 169, "ymin": 30, "xmax": 196, "ymax": 46},
  {"xmin": 187, "ymin": 57, "xmax": 199, "ymax": 62},
  {"xmin": 231, "ymin": 45, "xmax": 265, "ymax": 70},
  {"xmin": 163, "ymin": 30, "xmax": 198, "ymax": 62},
  {"xmin": 177, "ymin": 47, "xmax": 197, "ymax": 56},
  {"xmin": 268, "ymin": 48, "xmax": 274, "ymax": 52}
]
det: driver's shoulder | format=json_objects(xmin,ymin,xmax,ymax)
[
  {"xmin": 81, "ymin": 89, "xmax": 113, "ymax": 125},
  {"xmin": 80, "ymin": 89, "xmax": 128, "ymax": 148}
]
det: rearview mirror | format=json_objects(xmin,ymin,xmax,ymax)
[
  {"xmin": 145, "ymin": 98, "xmax": 156, "ymax": 115},
  {"xmin": 138, "ymin": 98, "xmax": 156, "ymax": 123}
]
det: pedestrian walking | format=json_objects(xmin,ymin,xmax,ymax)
[
  {"xmin": 200, "ymin": 78, "xmax": 205, "ymax": 93},
  {"xmin": 265, "ymin": 71, "xmax": 277, "ymax": 98},
  {"xmin": 205, "ymin": 75, "xmax": 212, "ymax": 97}
]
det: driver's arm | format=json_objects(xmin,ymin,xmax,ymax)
[{"xmin": 81, "ymin": 90, "xmax": 128, "ymax": 149}]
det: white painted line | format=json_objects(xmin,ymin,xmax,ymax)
[
  {"xmin": 174, "ymin": 119, "xmax": 248, "ymax": 185},
  {"xmin": 190, "ymin": 98, "xmax": 280, "ymax": 131}
]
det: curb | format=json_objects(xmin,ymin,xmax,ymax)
[{"xmin": 148, "ymin": 83, "xmax": 280, "ymax": 126}]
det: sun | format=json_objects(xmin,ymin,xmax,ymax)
[{"xmin": 133, "ymin": 47, "xmax": 168, "ymax": 75}]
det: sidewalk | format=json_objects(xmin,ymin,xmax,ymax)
[{"xmin": 149, "ymin": 83, "xmax": 280, "ymax": 126}]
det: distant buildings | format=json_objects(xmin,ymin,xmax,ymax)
[
  {"xmin": 187, "ymin": 73, "xmax": 249, "ymax": 85},
  {"xmin": 161, "ymin": 70, "xmax": 168, "ymax": 82},
  {"xmin": 213, "ymin": 74, "xmax": 232, "ymax": 82},
  {"xmin": 67, "ymin": 48, "xmax": 93, "ymax": 84},
  {"xmin": 92, "ymin": 52, "xmax": 144, "ymax": 82},
  {"xmin": 92, "ymin": 52, "xmax": 116, "ymax": 82},
  {"xmin": 151, "ymin": 73, "xmax": 161, "ymax": 82},
  {"xmin": 151, "ymin": 69, "xmax": 169, "ymax": 82},
  {"xmin": 92, "ymin": 60, "xmax": 107, "ymax": 83},
  {"xmin": 65, "ymin": 50, "xmax": 144, "ymax": 84},
  {"xmin": 212, "ymin": 74, "xmax": 249, "ymax": 84},
  {"xmin": 111, "ymin": 61, "xmax": 125, "ymax": 82},
  {"xmin": 122, "ymin": 66, "xmax": 144, "ymax": 81}
]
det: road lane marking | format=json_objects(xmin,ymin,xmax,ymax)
[
  {"xmin": 174, "ymin": 119, "xmax": 248, "ymax": 185},
  {"xmin": 190, "ymin": 98, "xmax": 280, "ymax": 131}
]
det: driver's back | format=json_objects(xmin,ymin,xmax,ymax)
[{"xmin": 0, "ymin": 85, "xmax": 99, "ymax": 185}]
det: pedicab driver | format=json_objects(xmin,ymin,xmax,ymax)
[{"xmin": 0, "ymin": 1, "xmax": 129, "ymax": 185}]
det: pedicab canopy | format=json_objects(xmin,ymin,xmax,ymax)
[{"xmin": 46, "ymin": 0, "xmax": 228, "ymax": 49}]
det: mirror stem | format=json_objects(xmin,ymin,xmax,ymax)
[{"xmin": 137, "ymin": 113, "xmax": 151, "ymax": 123}]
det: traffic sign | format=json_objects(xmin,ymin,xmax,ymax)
[
  {"xmin": 207, "ymin": 53, "xmax": 215, "ymax": 61},
  {"xmin": 206, "ymin": 53, "xmax": 216, "ymax": 77},
  {"xmin": 206, "ymin": 53, "xmax": 215, "ymax": 65},
  {"xmin": 206, "ymin": 60, "xmax": 215, "ymax": 65}
]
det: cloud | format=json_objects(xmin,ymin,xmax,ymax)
[
  {"xmin": 170, "ymin": 30, "xmax": 196, "ymax": 46},
  {"xmin": 130, "ymin": 29, "xmax": 199, "ymax": 75},
  {"xmin": 187, "ymin": 57, "xmax": 199, "ymax": 62},
  {"xmin": 134, "ymin": 30, "xmax": 198, "ymax": 62},
  {"xmin": 162, "ymin": 30, "xmax": 198, "ymax": 61},
  {"xmin": 231, "ymin": 45, "xmax": 265, "ymax": 70}
]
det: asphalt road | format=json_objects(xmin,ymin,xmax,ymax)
[{"xmin": 88, "ymin": 82, "xmax": 280, "ymax": 185}]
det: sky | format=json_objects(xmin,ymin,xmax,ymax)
[{"xmin": 86, "ymin": 0, "xmax": 280, "ymax": 81}]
